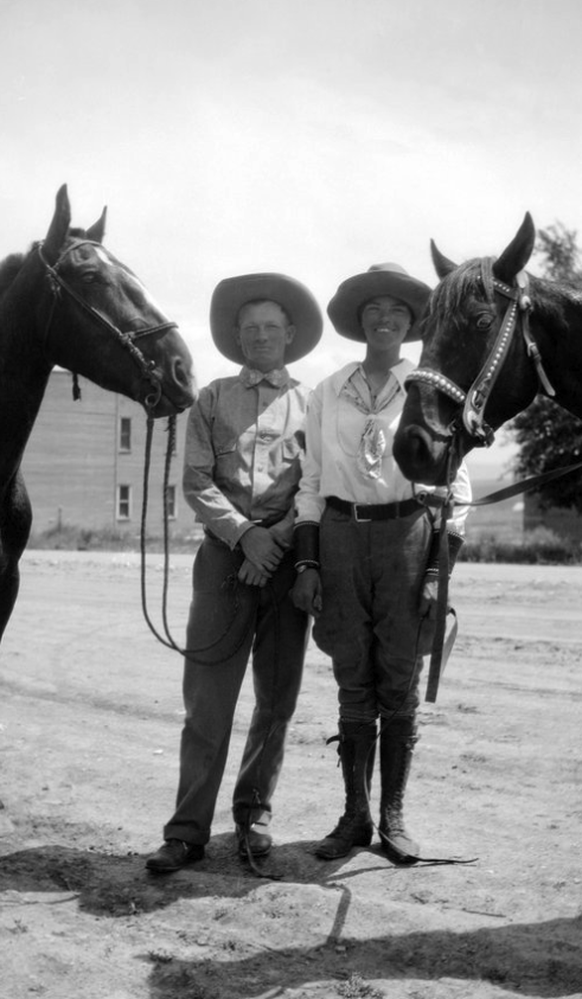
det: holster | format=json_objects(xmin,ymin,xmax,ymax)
[{"xmin": 425, "ymin": 530, "xmax": 464, "ymax": 578}]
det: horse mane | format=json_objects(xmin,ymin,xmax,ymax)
[
  {"xmin": 529, "ymin": 274, "xmax": 581, "ymax": 334},
  {"xmin": 422, "ymin": 257, "xmax": 497, "ymax": 333},
  {"xmin": 0, "ymin": 229, "xmax": 91, "ymax": 303},
  {"xmin": 423, "ymin": 255, "xmax": 578, "ymax": 337},
  {"xmin": 0, "ymin": 253, "xmax": 26, "ymax": 299}
]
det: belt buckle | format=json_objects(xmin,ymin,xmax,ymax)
[{"xmin": 353, "ymin": 503, "xmax": 372, "ymax": 523}]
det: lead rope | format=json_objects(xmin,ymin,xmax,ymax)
[
  {"xmin": 358, "ymin": 443, "xmax": 582, "ymax": 866},
  {"xmin": 353, "ymin": 615, "xmax": 477, "ymax": 867},
  {"xmin": 139, "ymin": 420, "xmax": 283, "ymax": 881},
  {"xmin": 322, "ymin": 486, "xmax": 474, "ymax": 868},
  {"xmin": 161, "ymin": 415, "xmax": 179, "ymax": 649},
  {"xmin": 425, "ymin": 444, "xmax": 457, "ymax": 704},
  {"xmin": 139, "ymin": 416, "xmax": 251, "ymax": 660},
  {"xmin": 139, "ymin": 415, "xmax": 177, "ymax": 650}
]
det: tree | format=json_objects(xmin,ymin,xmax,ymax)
[{"xmin": 510, "ymin": 222, "xmax": 582, "ymax": 512}]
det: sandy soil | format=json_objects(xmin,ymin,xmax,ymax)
[{"xmin": 0, "ymin": 550, "xmax": 581, "ymax": 999}]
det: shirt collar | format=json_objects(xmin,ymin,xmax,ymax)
[
  {"xmin": 239, "ymin": 366, "xmax": 290, "ymax": 389},
  {"xmin": 330, "ymin": 358, "xmax": 414, "ymax": 396}
]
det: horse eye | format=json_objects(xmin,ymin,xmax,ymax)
[
  {"xmin": 81, "ymin": 272, "xmax": 97, "ymax": 284},
  {"xmin": 475, "ymin": 313, "xmax": 494, "ymax": 331}
]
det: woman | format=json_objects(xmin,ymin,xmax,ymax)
[{"xmin": 292, "ymin": 262, "xmax": 471, "ymax": 864}]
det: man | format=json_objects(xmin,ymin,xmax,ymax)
[{"xmin": 146, "ymin": 272, "xmax": 322, "ymax": 873}]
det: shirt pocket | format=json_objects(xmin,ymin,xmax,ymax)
[{"xmin": 212, "ymin": 413, "xmax": 240, "ymax": 457}]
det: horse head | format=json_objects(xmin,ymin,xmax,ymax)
[
  {"xmin": 38, "ymin": 185, "xmax": 195, "ymax": 418},
  {"xmin": 393, "ymin": 214, "xmax": 540, "ymax": 485}
]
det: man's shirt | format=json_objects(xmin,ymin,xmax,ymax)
[{"xmin": 183, "ymin": 366, "xmax": 311, "ymax": 549}]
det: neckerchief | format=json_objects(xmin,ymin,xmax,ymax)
[{"xmin": 341, "ymin": 367, "xmax": 401, "ymax": 480}]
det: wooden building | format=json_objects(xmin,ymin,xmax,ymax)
[{"xmin": 21, "ymin": 369, "xmax": 195, "ymax": 540}]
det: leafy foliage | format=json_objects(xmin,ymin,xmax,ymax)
[
  {"xmin": 509, "ymin": 222, "xmax": 582, "ymax": 510},
  {"xmin": 512, "ymin": 398, "xmax": 582, "ymax": 511},
  {"xmin": 535, "ymin": 221, "xmax": 582, "ymax": 281}
]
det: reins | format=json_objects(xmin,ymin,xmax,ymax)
[
  {"xmin": 37, "ymin": 240, "xmax": 178, "ymax": 410},
  {"xmin": 138, "ymin": 415, "xmax": 256, "ymax": 664},
  {"xmin": 424, "ymin": 453, "xmax": 582, "ymax": 704},
  {"xmin": 139, "ymin": 415, "xmax": 182, "ymax": 652},
  {"xmin": 139, "ymin": 418, "xmax": 285, "ymax": 881},
  {"xmin": 401, "ymin": 265, "xmax": 576, "ymax": 702}
]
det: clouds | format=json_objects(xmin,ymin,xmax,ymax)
[{"xmin": 1, "ymin": 0, "xmax": 581, "ymax": 402}]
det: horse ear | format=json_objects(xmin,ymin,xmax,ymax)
[
  {"xmin": 493, "ymin": 213, "xmax": 536, "ymax": 284},
  {"xmin": 43, "ymin": 184, "xmax": 71, "ymax": 263},
  {"xmin": 85, "ymin": 206, "xmax": 107, "ymax": 244},
  {"xmin": 430, "ymin": 239, "xmax": 458, "ymax": 279}
]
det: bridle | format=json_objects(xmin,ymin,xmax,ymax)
[
  {"xmin": 405, "ymin": 268, "xmax": 556, "ymax": 448},
  {"xmin": 403, "ymin": 267, "xmax": 559, "ymax": 704},
  {"xmin": 37, "ymin": 239, "xmax": 179, "ymax": 412},
  {"xmin": 401, "ymin": 264, "xmax": 582, "ymax": 701}
]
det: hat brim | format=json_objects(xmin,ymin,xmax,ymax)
[
  {"xmin": 210, "ymin": 273, "xmax": 323, "ymax": 364},
  {"xmin": 327, "ymin": 270, "xmax": 432, "ymax": 343}
]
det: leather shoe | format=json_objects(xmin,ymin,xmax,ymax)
[
  {"xmin": 145, "ymin": 839, "xmax": 204, "ymax": 873},
  {"xmin": 235, "ymin": 823, "xmax": 272, "ymax": 858}
]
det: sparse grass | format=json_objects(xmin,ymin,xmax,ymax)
[
  {"xmin": 28, "ymin": 522, "xmax": 582, "ymax": 564},
  {"xmin": 28, "ymin": 523, "xmax": 202, "ymax": 554},
  {"xmin": 460, "ymin": 526, "xmax": 582, "ymax": 564},
  {"xmin": 337, "ymin": 973, "xmax": 385, "ymax": 998}
]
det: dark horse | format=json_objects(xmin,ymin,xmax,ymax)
[
  {"xmin": 393, "ymin": 213, "xmax": 582, "ymax": 486},
  {"xmin": 0, "ymin": 184, "xmax": 195, "ymax": 642}
]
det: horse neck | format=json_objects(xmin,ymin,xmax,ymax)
[
  {"xmin": 0, "ymin": 259, "xmax": 55, "ymax": 487},
  {"xmin": 530, "ymin": 279, "xmax": 582, "ymax": 419}
]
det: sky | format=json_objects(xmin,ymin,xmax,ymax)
[{"xmin": 2, "ymin": 0, "xmax": 581, "ymax": 478}]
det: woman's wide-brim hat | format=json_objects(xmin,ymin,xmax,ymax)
[
  {"xmin": 210, "ymin": 273, "xmax": 323, "ymax": 364},
  {"xmin": 327, "ymin": 262, "xmax": 432, "ymax": 343}
]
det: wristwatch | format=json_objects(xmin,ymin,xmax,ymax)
[{"xmin": 295, "ymin": 563, "xmax": 319, "ymax": 573}]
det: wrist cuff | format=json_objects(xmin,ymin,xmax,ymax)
[{"xmin": 293, "ymin": 522, "xmax": 320, "ymax": 565}]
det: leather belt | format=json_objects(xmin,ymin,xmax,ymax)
[{"xmin": 326, "ymin": 495, "xmax": 424, "ymax": 522}]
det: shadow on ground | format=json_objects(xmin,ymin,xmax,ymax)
[
  {"xmin": 144, "ymin": 911, "xmax": 582, "ymax": 999},
  {"xmin": 1, "ymin": 839, "xmax": 581, "ymax": 997}
]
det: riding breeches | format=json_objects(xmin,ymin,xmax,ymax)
[{"xmin": 312, "ymin": 506, "xmax": 434, "ymax": 722}]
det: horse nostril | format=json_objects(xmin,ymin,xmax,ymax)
[
  {"xmin": 394, "ymin": 426, "xmax": 432, "ymax": 478},
  {"xmin": 173, "ymin": 358, "xmax": 191, "ymax": 388}
]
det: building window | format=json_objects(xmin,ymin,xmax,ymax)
[
  {"xmin": 119, "ymin": 417, "xmax": 132, "ymax": 452},
  {"xmin": 166, "ymin": 485, "xmax": 177, "ymax": 519},
  {"xmin": 117, "ymin": 484, "xmax": 132, "ymax": 520}
]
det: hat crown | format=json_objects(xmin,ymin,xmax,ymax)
[
  {"xmin": 327, "ymin": 262, "xmax": 431, "ymax": 344},
  {"xmin": 367, "ymin": 262, "xmax": 409, "ymax": 277}
]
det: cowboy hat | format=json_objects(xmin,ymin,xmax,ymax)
[
  {"xmin": 327, "ymin": 263, "xmax": 431, "ymax": 343},
  {"xmin": 210, "ymin": 273, "xmax": 323, "ymax": 364}
]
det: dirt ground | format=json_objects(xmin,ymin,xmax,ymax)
[{"xmin": 0, "ymin": 550, "xmax": 581, "ymax": 999}]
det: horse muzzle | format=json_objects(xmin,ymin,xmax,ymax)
[
  {"xmin": 143, "ymin": 357, "xmax": 196, "ymax": 417},
  {"xmin": 393, "ymin": 422, "xmax": 460, "ymax": 486}
]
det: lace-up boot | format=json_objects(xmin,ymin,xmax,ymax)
[{"xmin": 315, "ymin": 720, "xmax": 376, "ymax": 860}]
